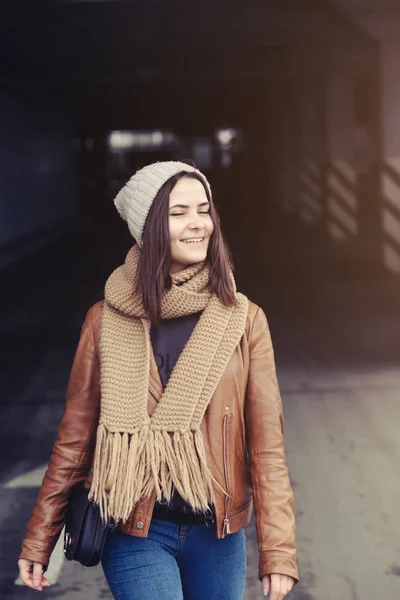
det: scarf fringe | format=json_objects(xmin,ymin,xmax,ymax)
[{"xmin": 89, "ymin": 423, "xmax": 231, "ymax": 524}]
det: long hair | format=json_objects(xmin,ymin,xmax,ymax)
[{"xmin": 134, "ymin": 171, "xmax": 238, "ymax": 324}]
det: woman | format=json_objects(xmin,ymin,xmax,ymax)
[{"xmin": 18, "ymin": 160, "xmax": 299, "ymax": 599}]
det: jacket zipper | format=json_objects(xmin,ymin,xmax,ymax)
[{"xmin": 221, "ymin": 414, "xmax": 231, "ymax": 538}]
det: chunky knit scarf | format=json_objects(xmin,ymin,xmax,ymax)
[{"xmin": 88, "ymin": 244, "xmax": 249, "ymax": 524}]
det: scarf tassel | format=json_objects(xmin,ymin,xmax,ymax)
[{"xmin": 88, "ymin": 423, "xmax": 231, "ymax": 524}]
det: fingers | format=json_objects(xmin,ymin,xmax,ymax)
[
  {"xmin": 280, "ymin": 575, "xmax": 288, "ymax": 598},
  {"xmin": 280, "ymin": 574, "xmax": 295, "ymax": 597},
  {"xmin": 268, "ymin": 573, "xmax": 281, "ymax": 599},
  {"xmin": 32, "ymin": 562, "xmax": 45, "ymax": 590},
  {"xmin": 18, "ymin": 560, "xmax": 34, "ymax": 588},
  {"xmin": 18, "ymin": 560, "xmax": 51, "ymax": 592},
  {"xmin": 264, "ymin": 574, "xmax": 293, "ymax": 599},
  {"xmin": 262, "ymin": 574, "xmax": 270, "ymax": 596}
]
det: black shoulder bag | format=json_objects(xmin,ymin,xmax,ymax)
[{"xmin": 63, "ymin": 483, "xmax": 116, "ymax": 566}]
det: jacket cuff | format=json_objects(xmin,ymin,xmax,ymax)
[
  {"xmin": 19, "ymin": 538, "xmax": 52, "ymax": 569},
  {"xmin": 258, "ymin": 552, "xmax": 299, "ymax": 585}
]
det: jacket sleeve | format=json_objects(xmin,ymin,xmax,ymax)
[
  {"xmin": 19, "ymin": 306, "xmax": 101, "ymax": 568},
  {"xmin": 245, "ymin": 306, "xmax": 299, "ymax": 585}
]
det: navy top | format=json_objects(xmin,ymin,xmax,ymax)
[{"xmin": 150, "ymin": 311, "xmax": 216, "ymax": 525}]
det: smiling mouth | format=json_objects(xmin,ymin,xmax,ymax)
[{"xmin": 180, "ymin": 238, "xmax": 205, "ymax": 244}]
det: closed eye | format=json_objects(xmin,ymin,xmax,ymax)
[{"xmin": 170, "ymin": 210, "xmax": 210, "ymax": 216}]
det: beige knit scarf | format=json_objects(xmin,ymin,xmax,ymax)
[{"xmin": 88, "ymin": 244, "xmax": 249, "ymax": 525}]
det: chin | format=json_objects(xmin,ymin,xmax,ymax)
[
  {"xmin": 171, "ymin": 240, "xmax": 209, "ymax": 267},
  {"xmin": 182, "ymin": 253, "xmax": 207, "ymax": 265},
  {"xmin": 172, "ymin": 250, "xmax": 207, "ymax": 268}
]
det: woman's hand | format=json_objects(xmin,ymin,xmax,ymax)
[
  {"xmin": 18, "ymin": 559, "xmax": 52, "ymax": 592},
  {"xmin": 262, "ymin": 573, "xmax": 295, "ymax": 598}
]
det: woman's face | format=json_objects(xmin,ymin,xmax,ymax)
[{"xmin": 168, "ymin": 177, "xmax": 214, "ymax": 274}]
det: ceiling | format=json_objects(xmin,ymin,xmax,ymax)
[{"xmin": 0, "ymin": 0, "xmax": 384, "ymax": 131}]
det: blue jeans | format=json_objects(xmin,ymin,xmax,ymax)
[{"xmin": 101, "ymin": 517, "xmax": 247, "ymax": 600}]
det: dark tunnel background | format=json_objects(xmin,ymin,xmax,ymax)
[{"xmin": 1, "ymin": 1, "xmax": 400, "ymax": 599}]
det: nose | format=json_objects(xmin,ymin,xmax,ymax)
[{"xmin": 187, "ymin": 212, "xmax": 204, "ymax": 229}]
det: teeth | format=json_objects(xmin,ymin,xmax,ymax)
[{"xmin": 182, "ymin": 238, "xmax": 203, "ymax": 243}]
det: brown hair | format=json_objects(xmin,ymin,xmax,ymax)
[{"xmin": 134, "ymin": 171, "xmax": 238, "ymax": 324}]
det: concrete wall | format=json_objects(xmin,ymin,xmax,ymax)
[
  {"xmin": 325, "ymin": 72, "xmax": 358, "ymax": 243},
  {"xmin": 278, "ymin": 45, "xmax": 400, "ymax": 275},
  {"xmin": 381, "ymin": 41, "xmax": 400, "ymax": 272}
]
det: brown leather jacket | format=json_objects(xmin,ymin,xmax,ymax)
[{"xmin": 19, "ymin": 299, "xmax": 299, "ymax": 585}]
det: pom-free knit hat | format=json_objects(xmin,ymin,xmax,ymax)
[{"xmin": 114, "ymin": 160, "xmax": 212, "ymax": 248}]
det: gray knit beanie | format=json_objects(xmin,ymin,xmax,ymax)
[{"xmin": 114, "ymin": 160, "xmax": 212, "ymax": 248}]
